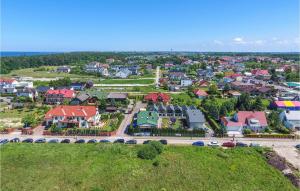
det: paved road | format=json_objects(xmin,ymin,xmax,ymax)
[
  {"xmin": 155, "ymin": 66, "xmax": 160, "ymax": 87},
  {"xmin": 116, "ymin": 101, "xmax": 146, "ymax": 136}
]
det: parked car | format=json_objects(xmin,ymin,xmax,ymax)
[
  {"xmin": 208, "ymin": 141, "xmax": 219, "ymax": 147},
  {"xmin": 250, "ymin": 143, "xmax": 261, "ymax": 147},
  {"xmin": 143, "ymin": 140, "xmax": 151, "ymax": 144},
  {"xmin": 159, "ymin": 139, "xmax": 168, "ymax": 145},
  {"xmin": 10, "ymin": 138, "xmax": 20, "ymax": 143},
  {"xmin": 99, "ymin": 139, "xmax": 111, "ymax": 143},
  {"xmin": 0, "ymin": 139, "xmax": 9, "ymax": 145},
  {"xmin": 114, "ymin": 139, "xmax": 125, "ymax": 144},
  {"xmin": 61, "ymin": 139, "xmax": 70, "ymax": 143},
  {"xmin": 22, "ymin": 138, "xmax": 33, "ymax": 143},
  {"xmin": 236, "ymin": 142, "xmax": 248, "ymax": 147},
  {"xmin": 125, "ymin": 140, "xmax": 137, "ymax": 144},
  {"xmin": 75, "ymin": 139, "xmax": 85, "ymax": 144},
  {"xmin": 295, "ymin": 144, "xmax": 300, "ymax": 150},
  {"xmin": 192, "ymin": 141, "xmax": 205, "ymax": 146},
  {"xmin": 48, "ymin": 139, "xmax": 59, "ymax": 143},
  {"xmin": 35, "ymin": 138, "xmax": 46, "ymax": 143},
  {"xmin": 222, "ymin": 141, "xmax": 235, "ymax": 148},
  {"xmin": 87, "ymin": 139, "xmax": 97, "ymax": 143}
]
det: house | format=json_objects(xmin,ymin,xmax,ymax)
[
  {"xmin": 85, "ymin": 62, "xmax": 109, "ymax": 76},
  {"xmin": 280, "ymin": 110, "xmax": 300, "ymax": 130},
  {"xmin": 221, "ymin": 111, "xmax": 268, "ymax": 134},
  {"xmin": 16, "ymin": 88, "xmax": 38, "ymax": 100},
  {"xmin": 197, "ymin": 80, "xmax": 210, "ymax": 87},
  {"xmin": 107, "ymin": 92, "xmax": 128, "ymax": 101},
  {"xmin": 137, "ymin": 111, "xmax": 159, "ymax": 129},
  {"xmin": 71, "ymin": 82, "xmax": 86, "ymax": 91},
  {"xmin": 106, "ymin": 58, "xmax": 115, "ymax": 64},
  {"xmin": 44, "ymin": 105, "xmax": 100, "ymax": 128},
  {"xmin": 115, "ymin": 69, "xmax": 131, "ymax": 78},
  {"xmin": 36, "ymin": 86, "xmax": 52, "ymax": 95},
  {"xmin": 70, "ymin": 93, "xmax": 90, "ymax": 105},
  {"xmin": 169, "ymin": 72, "xmax": 186, "ymax": 81},
  {"xmin": 193, "ymin": 89, "xmax": 208, "ymax": 99},
  {"xmin": 144, "ymin": 93, "xmax": 170, "ymax": 103},
  {"xmin": 84, "ymin": 90, "xmax": 108, "ymax": 104},
  {"xmin": 45, "ymin": 89, "xmax": 75, "ymax": 104},
  {"xmin": 57, "ymin": 66, "xmax": 71, "ymax": 73},
  {"xmin": 228, "ymin": 90, "xmax": 241, "ymax": 98},
  {"xmin": 272, "ymin": 101, "xmax": 300, "ymax": 111},
  {"xmin": 180, "ymin": 78, "xmax": 193, "ymax": 87},
  {"xmin": 0, "ymin": 78, "xmax": 18, "ymax": 93},
  {"xmin": 251, "ymin": 69, "xmax": 271, "ymax": 80},
  {"xmin": 185, "ymin": 109, "xmax": 206, "ymax": 130}
]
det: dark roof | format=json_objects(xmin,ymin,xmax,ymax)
[
  {"xmin": 36, "ymin": 86, "xmax": 51, "ymax": 93},
  {"xmin": 186, "ymin": 109, "xmax": 205, "ymax": 123},
  {"xmin": 75, "ymin": 93, "xmax": 90, "ymax": 102}
]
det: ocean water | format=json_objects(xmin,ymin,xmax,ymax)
[{"xmin": 0, "ymin": 51, "xmax": 59, "ymax": 57}]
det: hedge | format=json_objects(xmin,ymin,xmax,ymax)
[
  {"xmin": 128, "ymin": 127, "xmax": 205, "ymax": 137},
  {"xmin": 245, "ymin": 134, "xmax": 300, "ymax": 139}
]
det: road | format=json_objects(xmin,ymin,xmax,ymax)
[
  {"xmin": 155, "ymin": 66, "xmax": 160, "ymax": 87},
  {"xmin": 116, "ymin": 101, "xmax": 147, "ymax": 136}
]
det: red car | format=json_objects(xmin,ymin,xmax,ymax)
[{"xmin": 222, "ymin": 141, "xmax": 235, "ymax": 148}]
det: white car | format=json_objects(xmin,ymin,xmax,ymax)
[{"xmin": 208, "ymin": 141, "xmax": 220, "ymax": 147}]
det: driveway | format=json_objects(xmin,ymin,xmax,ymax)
[{"xmin": 116, "ymin": 101, "xmax": 146, "ymax": 136}]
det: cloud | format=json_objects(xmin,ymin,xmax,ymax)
[{"xmin": 233, "ymin": 37, "xmax": 246, "ymax": 44}]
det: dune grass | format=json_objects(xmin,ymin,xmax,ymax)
[{"xmin": 0, "ymin": 144, "xmax": 296, "ymax": 191}]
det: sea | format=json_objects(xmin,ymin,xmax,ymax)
[{"xmin": 0, "ymin": 51, "xmax": 60, "ymax": 57}]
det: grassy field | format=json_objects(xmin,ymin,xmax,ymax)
[
  {"xmin": 2, "ymin": 67, "xmax": 92, "ymax": 78},
  {"xmin": 1, "ymin": 144, "xmax": 296, "ymax": 191},
  {"xmin": 100, "ymin": 78, "xmax": 154, "ymax": 84}
]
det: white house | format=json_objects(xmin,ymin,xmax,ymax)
[
  {"xmin": 280, "ymin": 110, "xmax": 300, "ymax": 130},
  {"xmin": 180, "ymin": 78, "xmax": 193, "ymax": 87},
  {"xmin": 115, "ymin": 69, "xmax": 131, "ymax": 78}
]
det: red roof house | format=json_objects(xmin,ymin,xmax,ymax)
[
  {"xmin": 221, "ymin": 111, "xmax": 268, "ymax": 133},
  {"xmin": 193, "ymin": 89, "xmax": 208, "ymax": 98},
  {"xmin": 45, "ymin": 89, "xmax": 75, "ymax": 104},
  {"xmin": 44, "ymin": 105, "xmax": 100, "ymax": 128},
  {"xmin": 144, "ymin": 93, "xmax": 170, "ymax": 103},
  {"xmin": 251, "ymin": 69, "xmax": 270, "ymax": 79}
]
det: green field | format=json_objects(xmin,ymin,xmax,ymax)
[
  {"xmin": 1, "ymin": 144, "xmax": 296, "ymax": 191},
  {"xmin": 100, "ymin": 78, "xmax": 154, "ymax": 84},
  {"xmin": 3, "ymin": 67, "xmax": 92, "ymax": 78}
]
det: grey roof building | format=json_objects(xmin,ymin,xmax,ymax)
[{"xmin": 185, "ymin": 109, "xmax": 206, "ymax": 130}]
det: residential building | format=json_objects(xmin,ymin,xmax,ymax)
[
  {"xmin": 71, "ymin": 82, "xmax": 86, "ymax": 91},
  {"xmin": 193, "ymin": 89, "xmax": 208, "ymax": 99},
  {"xmin": 137, "ymin": 111, "xmax": 159, "ymax": 129},
  {"xmin": 57, "ymin": 66, "xmax": 71, "ymax": 73},
  {"xmin": 185, "ymin": 109, "xmax": 206, "ymax": 130},
  {"xmin": 144, "ymin": 93, "xmax": 170, "ymax": 103},
  {"xmin": 280, "ymin": 110, "xmax": 300, "ymax": 130},
  {"xmin": 115, "ymin": 69, "xmax": 131, "ymax": 78},
  {"xmin": 180, "ymin": 78, "xmax": 193, "ymax": 87},
  {"xmin": 251, "ymin": 69, "xmax": 271, "ymax": 80},
  {"xmin": 221, "ymin": 111, "xmax": 268, "ymax": 134},
  {"xmin": 16, "ymin": 88, "xmax": 38, "ymax": 99},
  {"xmin": 272, "ymin": 101, "xmax": 300, "ymax": 111},
  {"xmin": 45, "ymin": 89, "xmax": 75, "ymax": 104},
  {"xmin": 44, "ymin": 105, "xmax": 100, "ymax": 128}
]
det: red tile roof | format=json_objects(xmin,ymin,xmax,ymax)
[
  {"xmin": 193, "ymin": 89, "xmax": 208, "ymax": 96},
  {"xmin": 45, "ymin": 105, "xmax": 97, "ymax": 119},
  {"xmin": 221, "ymin": 111, "xmax": 268, "ymax": 127},
  {"xmin": 251, "ymin": 69, "xmax": 269, "ymax": 76},
  {"xmin": 0, "ymin": 78, "xmax": 16, "ymax": 84},
  {"xmin": 45, "ymin": 89, "xmax": 75, "ymax": 98},
  {"xmin": 144, "ymin": 93, "xmax": 170, "ymax": 103}
]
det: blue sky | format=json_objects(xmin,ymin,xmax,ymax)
[{"xmin": 1, "ymin": 0, "xmax": 299, "ymax": 52}]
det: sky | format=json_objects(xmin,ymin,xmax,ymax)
[{"xmin": 1, "ymin": 0, "xmax": 299, "ymax": 52}]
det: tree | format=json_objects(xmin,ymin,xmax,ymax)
[
  {"xmin": 49, "ymin": 124, "xmax": 62, "ymax": 133},
  {"xmin": 137, "ymin": 145, "xmax": 158, "ymax": 160},
  {"xmin": 252, "ymin": 96, "xmax": 264, "ymax": 111},
  {"xmin": 219, "ymin": 105, "xmax": 228, "ymax": 117},
  {"xmin": 22, "ymin": 114, "xmax": 37, "ymax": 127},
  {"xmin": 208, "ymin": 84, "xmax": 218, "ymax": 95},
  {"xmin": 223, "ymin": 83, "xmax": 231, "ymax": 93},
  {"xmin": 237, "ymin": 93, "xmax": 251, "ymax": 110},
  {"xmin": 208, "ymin": 104, "xmax": 220, "ymax": 120}
]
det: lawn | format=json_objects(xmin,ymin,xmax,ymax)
[
  {"xmin": 2, "ymin": 67, "xmax": 92, "ymax": 79},
  {"xmin": 0, "ymin": 108, "xmax": 38, "ymax": 119},
  {"xmin": 99, "ymin": 78, "xmax": 154, "ymax": 84},
  {"xmin": 161, "ymin": 118, "xmax": 182, "ymax": 129},
  {"xmin": 1, "ymin": 144, "xmax": 297, "ymax": 191}
]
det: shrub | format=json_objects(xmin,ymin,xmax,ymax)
[
  {"xmin": 152, "ymin": 160, "xmax": 160, "ymax": 167},
  {"xmin": 217, "ymin": 152, "xmax": 229, "ymax": 159},
  {"xmin": 137, "ymin": 145, "xmax": 158, "ymax": 160},
  {"xmin": 243, "ymin": 129, "xmax": 252, "ymax": 135},
  {"xmin": 149, "ymin": 141, "xmax": 164, "ymax": 154}
]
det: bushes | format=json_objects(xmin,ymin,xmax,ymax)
[
  {"xmin": 137, "ymin": 141, "xmax": 164, "ymax": 160},
  {"xmin": 137, "ymin": 145, "xmax": 158, "ymax": 160}
]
